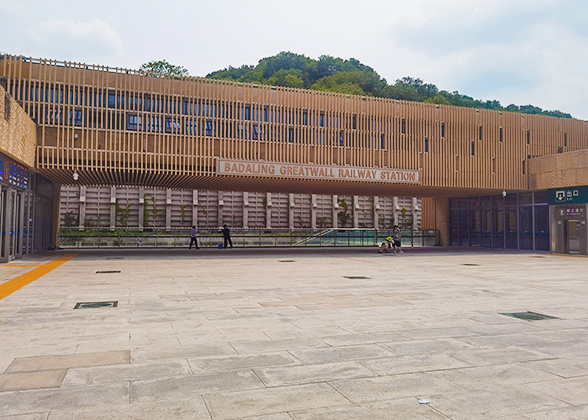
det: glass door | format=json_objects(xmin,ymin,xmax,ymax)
[{"xmin": 565, "ymin": 220, "xmax": 581, "ymax": 254}]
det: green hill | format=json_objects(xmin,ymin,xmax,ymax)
[{"xmin": 205, "ymin": 51, "xmax": 572, "ymax": 119}]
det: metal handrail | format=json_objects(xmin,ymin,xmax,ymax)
[{"xmin": 58, "ymin": 228, "xmax": 439, "ymax": 249}]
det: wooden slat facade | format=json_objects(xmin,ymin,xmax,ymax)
[{"xmin": 1, "ymin": 54, "xmax": 587, "ymax": 198}]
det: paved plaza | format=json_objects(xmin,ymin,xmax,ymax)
[{"xmin": 1, "ymin": 247, "xmax": 588, "ymax": 419}]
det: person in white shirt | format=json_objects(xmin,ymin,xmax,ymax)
[{"xmin": 189, "ymin": 226, "xmax": 199, "ymax": 249}]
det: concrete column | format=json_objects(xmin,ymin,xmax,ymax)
[
  {"xmin": 109, "ymin": 186, "xmax": 116, "ymax": 230},
  {"xmin": 393, "ymin": 196, "xmax": 399, "ymax": 227},
  {"xmin": 353, "ymin": 195, "xmax": 359, "ymax": 228},
  {"xmin": 288, "ymin": 193, "xmax": 295, "ymax": 229},
  {"xmin": 218, "ymin": 191, "xmax": 224, "ymax": 227},
  {"xmin": 421, "ymin": 197, "xmax": 450, "ymax": 246},
  {"xmin": 412, "ymin": 197, "xmax": 421, "ymax": 230},
  {"xmin": 78, "ymin": 186, "xmax": 86, "ymax": 230},
  {"xmin": 192, "ymin": 190, "xmax": 199, "ymax": 227},
  {"xmin": 373, "ymin": 196, "xmax": 380, "ymax": 229},
  {"xmin": 266, "ymin": 192, "xmax": 272, "ymax": 229},
  {"xmin": 332, "ymin": 195, "xmax": 338, "ymax": 228},
  {"xmin": 243, "ymin": 192, "xmax": 249, "ymax": 229},
  {"xmin": 311, "ymin": 194, "xmax": 317, "ymax": 229},
  {"xmin": 138, "ymin": 187, "xmax": 145, "ymax": 230},
  {"xmin": 166, "ymin": 189, "xmax": 172, "ymax": 229},
  {"xmin": 51, "ymin": 183, "xmax": 61, "ymax": 250}
]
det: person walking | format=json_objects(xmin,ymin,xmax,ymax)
[
  {"xmin": 189, "ymin": 225, "xmax": 199, "ymax": 249},
  {"xmin": 392, "ymin": 225, "xmax": 403, "ymax": 254},
  {"xmin": 220, "ymin": 224, "xmax": 233, "ymax": 248}
]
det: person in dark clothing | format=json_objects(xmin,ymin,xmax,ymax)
[
  {"xmin": 220, "ymin": 224, "xmax": 233, "ymax": 248},
  {"xmin": 189, "ymin": 225, "xmax": 199, "ymax": 249}
]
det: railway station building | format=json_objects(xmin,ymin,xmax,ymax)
[{"xmin": 0, "ymin": 54, "xmax": 587, "ymax": 260}]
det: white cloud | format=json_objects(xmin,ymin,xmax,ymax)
[
  {"xmin": 0, "ymin": 0, "xmax": 23, "ymax": 12},
  {"xmin": 26, "ymin": 18, "xmax": 123, "ymax": 63}
]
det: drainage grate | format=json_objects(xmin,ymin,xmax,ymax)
[
  {"xmin": 96, "ymin": 270, "xmax": 121, "ymax": 273},
  {"xmin": 106, "ymin": 257, "xmax": 124, "ymax": 260},
  {"xmin": 74, "ymin": 301, "xmax": 118, "ymax": 309},
  {"xmin": 500, "ymin": 311, "xmax": 559, "ymax": 321},
  {"xmin": 278, "ymin": 260, "xmax": 295, "ymax": 263},
  {"xmin": 462, "ymin": 264, "xmax": 480, "ymax": 266},
  {"xmin": 531, "ymin": 256, "xmax": 546, "ymax": 259},
  {"xmin": 344, "ymin": 276, "xmax": 371, "ymax": 279}
]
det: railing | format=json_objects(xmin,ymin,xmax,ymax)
[{"xmin": 58, "ymin": 228, "xmax": 439, "ymax": 249}]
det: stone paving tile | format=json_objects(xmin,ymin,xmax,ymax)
[
  {"xmin": 429, "ymin": 386, "xmax": 569, "ymax": 419},
  {"xmin": 237, "ymin": 414, "xmax": 292, "ymax": 420},
  {"xmin": 330, "ymin": 372, "xmax": 464, "ymax": 404},
  {"xmin": 320, "ymin": 331, "xmax": 406, "ymax": 346},
  {"xmin": 129, "ymin": 370, "xmax": 264, "ymax": 402},
  {"xmin": 525, "ymin": 376, "xmax": 588, "ymax": 405},
  {"xmin": 46, "ymin": 398, "xmax": 211, "ymax": 419},
  {"xmin": 395, "ymin": 326, "xmax": 481, "ymax": 340},
  {"xmin": 311, "ymin": 341, "xmax": 397, "ymax": 359},
  {"xmin": 456, "ymin": 333, "xmax": 552, "ymax": 349},
  {"xmin": 0, "ymin": 370, "xmax": 66, "ymax": 392},
  {"xmin": 289, "ymin": 398, "xmax": 448, "ymax": 420},
  {"xmin": 0, "ymin": 383, "xmax": 129, "ymax": 417},
  {"xmin": 187, "ymin": 352, "xmax": 300, "ymax": 373},
  {"xmin": 4, "ymin": 351, "xmax": 130, "ymax": 373},
  {"xmin": 253, "ymin": 360, "xmax": 377, "ymax": 387},
  {"xmin": 61, "ymin": 359, "xmax": 191, "ymax": 386},
  {"xmin": 524, "ymin": 405, "xmax": 588, "ymax": 420},
  {"xmin": 430, "ymin": 363, "xmax": 560, "ymax": 389},
  {"xmin": 229, "ymin": 338, "xmax": 328, "ymax": 354},
  {"xmin": 525, "ymin": 356, "xmax": 588, "ymax": 378},
  {"xmin": 380, "ymin": 338, "xmax": 477, "ymax": 355},
  {"xmin": 0, "ymin": 413, "xmax": 49, "ymax": 420},
  {"xmin": 131, "ymin": 344, "xmax": 236, "ymax": 362},
  {"xmin": 526, "ymin": 328, "xmax": 588, "ymax": 342},
  {"xmin": 449, "ymin": 347, "xmax": 555, "ymax": 366},
  {"xmin": 203, "ymin": 383, "xmax": 352, "ymax": 420},
  {"xmin": 358, "ymin": 353, "xmax": 472, "ymax": 375}
]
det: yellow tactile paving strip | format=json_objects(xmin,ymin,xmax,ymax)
[{"xmin": 0, "ymin": 254, "xmax": 78, "ymax": 300}]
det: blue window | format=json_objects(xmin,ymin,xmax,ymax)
[
  {"xmin": 339, "ymin": 130, "xmax": 344, "ymax": 147},
  {"xmin": 381, "ymin": 134, "xmax": 386, "ymax": 150},
  {"xmin": 289, "ymin": 127, "xmax": 294, "ymax": 143},
  {"xmin": 206, "ymin": 120, "xmax": 213, "ymax": 136},
  {"xmin": 128, "ymin": 114, "xmax": 138, "ymax": 130},
  {"xmin": 108, "ymin": 92, "xmax": 116, "ymax": 108},
  {"xmin": 73, "ymin": 109, "xmax": 82, "ymax": 126},
  {"xmin": 402, "ymin": 119, "xmax": 406, "ymax": 134},
  {"xmin": 253, "ymin": 125, "xmax": 259, "ymax": 140}
]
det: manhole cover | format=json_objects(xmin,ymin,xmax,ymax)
[
  {"xmin": 500, "ymin": 311, "xmax": 559, "ymax": 321},
  {"xmin": 344, "ymin": 276, "xmax": 371, "ymax": 279},
  {"xmin": 74, "ymin": 301, "xmax": 118, "ymax": 309},
  {"xmin": 278, "ymin": 260, "xmax": 295, "ymax": 263},
  {"xmin": 462, "ymin": 264, "xmax": 480, "ymax": 266},
  {"xmin": 96, "ymin": 270, "xmax": 121, "ymax": 273}
]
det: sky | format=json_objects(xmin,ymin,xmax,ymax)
[{"xmin": 1, "ymin": 0, "xmax": 587, "ymax": 119}]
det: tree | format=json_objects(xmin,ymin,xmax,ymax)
[
  {"xmin": 140, "ymin": 60, "xmax": 189, "ymax": 77},
  {"xmin": 205, "ymin": 52, "xmax": 574, "ymax": 119}
]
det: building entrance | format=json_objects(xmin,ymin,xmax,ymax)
[
  {"xmin": 564, "ymin": 220, "xmax": 581, "ymax": 254},
  {"xmin": 552, "ymin": 204, "xmax": 587, "ymax": 255}
]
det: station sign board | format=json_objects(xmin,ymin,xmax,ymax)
[
  {"xmin": 218, "ymin": 159, "xmax": 420, "ymax": 184},
  {"xmin": 0, "ymin": 152, "xmax": 29, "ymax": 189},
  {"xmin": 548, "ymin": 186, "xmax": 588, "ymax": 205}
]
